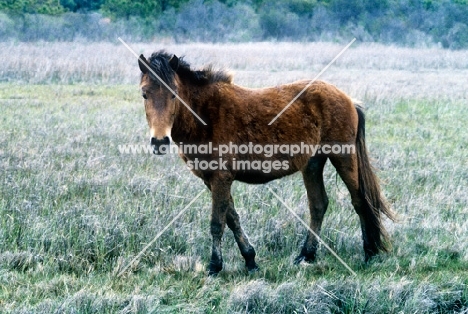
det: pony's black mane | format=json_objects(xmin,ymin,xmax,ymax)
[{"xmin": 147, "ymin": 50, "xmax": 232, "ymax": 87}]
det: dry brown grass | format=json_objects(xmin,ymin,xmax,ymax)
[{"xmin": 1, "ymin": 41, "xmax": 467, "ymax": 101}]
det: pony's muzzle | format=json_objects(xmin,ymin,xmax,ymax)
[{"xmin": 151, "ymin": 136, "xmax": 170, "ymax": 155}]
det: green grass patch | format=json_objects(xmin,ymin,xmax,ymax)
[{"xmin": 1, "ymin": 84, "xmax": 467, "ymax": 313}]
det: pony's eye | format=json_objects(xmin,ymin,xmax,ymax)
[
  {"xmin": 171, "ymin": 94, "xmax": 176, "ymax": 100},
  {"xmin": 142, "ymin": 93, "xmax": 148, "ymax": 100}
]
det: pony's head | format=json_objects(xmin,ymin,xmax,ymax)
[
  {"xmin": 138, "ymin": 51, "xmax": 179, "ymax": 155},
  {"xmin": 138, "ymin": 50, "xmax": 232, "ymax": 154}
]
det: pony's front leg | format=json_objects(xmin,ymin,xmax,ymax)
[
  {"xmin": 207, "ymin": 172, "xmax": 233, "ymax": 275},
  {"xmin": 226, "ymin": 196, "xmax": 259, "ymax": 272}
]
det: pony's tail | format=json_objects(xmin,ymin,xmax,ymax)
[{"xmin": 355, "ymin": 105, "xmax": 396, "ymax": 253}]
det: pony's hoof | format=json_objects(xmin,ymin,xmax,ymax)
[
  {"xmin": 364, "ymin": 249, "xmax": 379, "ymax": 263},
  {"xmin": 246, "ymin": 259, "xmax": 259, "ymax": 273},
  {"xmin": 208, "ymin": 269, "xmax": 220, "ymax": 276},
  {"xmin": 207, "ymin": 261, "xmax": 223, "ymax": 276},
  {"xmin": 294, "ymin": 255, "xmax": 315, "ymax": 265},
  {"xmin": 247, "ymin": 263, "xmax": 260, "ymax": 274},
  {"xmin": 207, "ymin": 265, "xmax": 222, "ymax": 276},
  {"xmin": 294, "ymin": 255, "xmax": 305, "ymax": 265}
]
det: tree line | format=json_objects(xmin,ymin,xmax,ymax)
[{"xmin": 0, "ymin": 0, "xmax": 467, "ymax": 48}]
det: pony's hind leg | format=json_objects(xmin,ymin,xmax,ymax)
[
  {"xmin": 295, "ymin": 156, "xmax": 329, "ymax": 264},
  {"xmin": 226, "ymin": 196, "xmax": 259, "ymax": 272},
  {"xmin": 329, "ymin": 154, "xmax": 389, "ymax": 261}
]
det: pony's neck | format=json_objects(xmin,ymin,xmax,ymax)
[{"xmin": 171, "ymin": 83, "xmax": 214, "ymax": 144}]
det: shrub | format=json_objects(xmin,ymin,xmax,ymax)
[
  {"xmin": 443, "ymin": 22, "xmax": 468, "ymax": 49},
  {"xmin": 173, "ymin": 0, "xmax": 261, "ymax": 42},
  {"xmin": 259, "ymin": 2, "xmax": 309, "ymax": 40}
]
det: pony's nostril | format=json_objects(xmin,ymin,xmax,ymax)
[
  {"xmin": 150, "ymin": 136, "xmax": 170, "ymax": 155},
  {"xmin": 150, "ymin": 137, "xmax": 170, "ymax": 146}
]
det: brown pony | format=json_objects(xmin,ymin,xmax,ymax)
[{"xmin": 138, "ymin": 50, "xmax": 395, "ymax": 275}]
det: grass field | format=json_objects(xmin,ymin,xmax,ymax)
[{"xmin": 1, "ymin": 42, "xmax": 468, "ymax": 313}]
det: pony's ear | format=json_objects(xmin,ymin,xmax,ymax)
[
  {"xmin": 138, "ymin": 54, "xmax": 149, "ymax": 74},
  {"xmin": 169, "ymin": 55, "xmax": 179, "ymax": 71}
]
